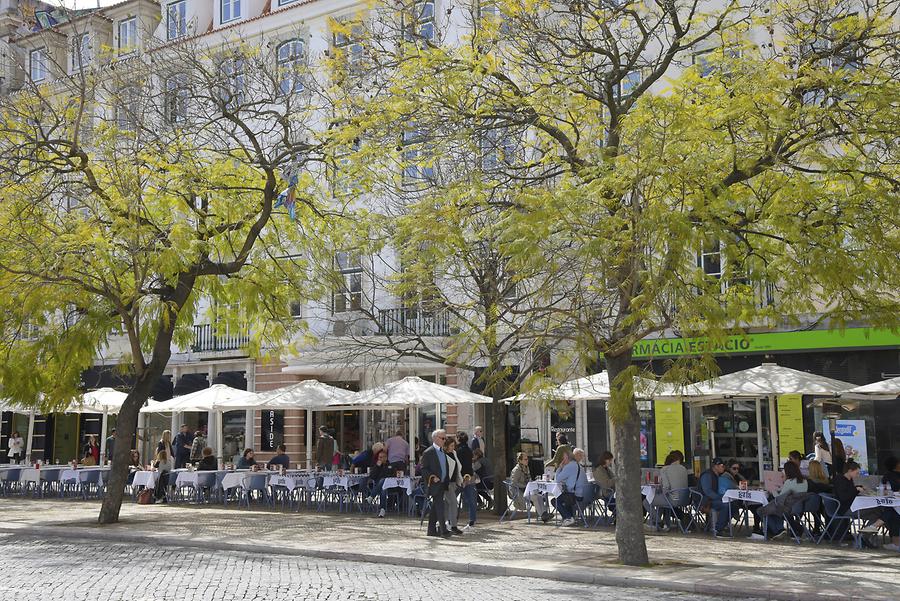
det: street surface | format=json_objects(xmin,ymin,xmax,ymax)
[{"xmin": 0, "ymin": 534, "xmax": 750, "ymax": 601}]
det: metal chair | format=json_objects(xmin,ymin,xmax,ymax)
[
  {"xmin": 240, "ymin": 473, "xmax": 272, "ymax": 508},
  {"xmin": 818, "ymin": 493, "xmax": 853, "ymax": 545},
  {"xmin": 499, "ymin": 479, "xmax": 528, "ymax": 523},
  {"xmin": 655, "ymin": 488, "xmax": 692, "ymax": 533}
]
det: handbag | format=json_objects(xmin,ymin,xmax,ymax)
[{"xmin": 137, "ymin": 488, "xmax": 154, "ymax": 505}]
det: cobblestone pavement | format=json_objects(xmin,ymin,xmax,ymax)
[
  {"xmin": 0, "ymin": 534, "xmax": 749, "ymax": 601},
  {"xmin": 0, "ymin": 498, "xmax": 896, "ymax": 600}
]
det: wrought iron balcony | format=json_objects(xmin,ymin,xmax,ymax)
[
  {"xmin": 377, "ymin": 307, "xmax": 451, "ymax": 337},
  {"xmin": 191, "ymin": 324, "xmax": 250, "ymax": 353}
]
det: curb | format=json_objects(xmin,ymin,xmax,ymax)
[{"xmin": 0, "ymin": 523, "xmax": 883, "ymax": 601}]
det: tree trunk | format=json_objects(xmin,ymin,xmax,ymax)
[
  {"xmin": 489, "ymin": 398, "xmax": 508, "ymax": 515},
  {"xmin": 97, "ymin": 369, "xmax": 162, "ymax": 524},
  {"xmin": 606, "ymin": 351, "xmax": 650, "ymax": 566}
]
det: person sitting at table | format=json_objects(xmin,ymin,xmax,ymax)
[
  {"xmin": 787, "ymin": 450, "xmax": 803, "ymax": 467},
  {"xmin": 510, "ymin": 451, "xmax": 548, "ymax": 522},
  {"xmin": 572, "ymin": 448, "xmax": 595, "ymax": 507},
  {"xmin": 718, "ymin": 460, "xmax": 739, "ymax": 496},
  {"xmin": 153, "ymin": 450, "xmax": 174, "ymax": 502},
  {"xmin": 830, "ymin": 436, "xmax": 847, "ymax": 479},
  {"xmin": 352, "ymin": 442, "xmax": 384, "ymax": 472},
  {"xmin": 384, "ymin": 431, "xmax": 410, "ymax": 472},
  {"xmin": 645, "ymin": 450, "xmax": 689, "ymax": 530},
  {"xmin": 197, "ymin": 447, "xmax": 218, "ymax": 471},
  {"xmin": 592, "ymin": 451, "xmax": 615, "ymax": 492},
  {"xmin": 553, "ymin": 449, "xmax": 588, "ymax": 526},
  {"xmin": 859, "ymin": 457, "xmax": 900, "ymax": 550},
  {"xmin": 779, "ymin": 460, "xmax": 810, "ymax": 536},
  {"xmin": 126, "ymin": 449, "xmax": 143, "ymax": 486},
  {"xmin": 700, "ymin": 458, "xmax": 731, "ymax": 538},
  {"xmin": 368, "ymin": 449, "xmax": 393, "ymax": 518},
  {"xmin": 833, "ymin": 460, "xmax": 862, "ymax": 515},
  {"xmin": 805, "ymin": 459, "xmax": 832, "ymax": 535},
  {"xmin": 237, "ymin": 448, "xmax": 257, "ymax": 469},
  {"xmin": 268, "ymin": 445, "xmax": 290, "ymax": 470}
]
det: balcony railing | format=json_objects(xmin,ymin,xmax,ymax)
[
  {"xmin": 191, "ymin": 323, "xmax": 250, "ymax": 353},
  {"xmin": 377, "ymin": 307, "xmax": 452, "ymax": 337}
]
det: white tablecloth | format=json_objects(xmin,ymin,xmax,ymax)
[
  {"xmin": 269, "ymin": 474, "xmax": 313, "ymax": 492},
  {"xmin": 59, "ymin": 467, "xmax": 108, "ymax": 484},
  {"xmin": 642, "ymin": 484, "xmax": 658, "ymax": 505},
  {"xmin": 174, "ymin": 471, "xmax": 201, "ymax": 489},
  {"xmin": 322, "ymin": 474, "xmax": 368, "ymax": 490},
  {"xmin": 131, "ymin": 471, "xmax": 156, "ymax": 489},
  {"xmin": 220, "ymin": 471, "xmax": 248, "ymax": 490},
  {"xmin": 722, "ymin": 489, "xmax": 769, "ymax": 506},
  {"xmin": 381, "ymin": 476, "xmax": 416, "ymax": 496},
  {"xmin": 524, "ymin": 480, "xmax": 562, "ymax": 499},
  {"xmin": 851, "ymin": 495, "xmax": 900, "ymax": 514}
]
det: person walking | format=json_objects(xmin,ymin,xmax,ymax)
[
  {"xmin": 421, "ymin": 429, "xmax": 450, "ymax": 537},
  {"xmin": 315, "ymin": 426, "xmax": 335, "ymax": 471},
  {"xmin": 443, "ymin": 436, "xmax": 464, "ymax": 535},
  {"xmin": 455, "ymin": 431, "xmax": 478, "ymax": 531},
  {"xmin": 7, "ymin": 431, "xmax": 24, "ymax": 464},
  {"xmin": 82, "ymin": 435, "xmax": 100, "ymax": 465}
]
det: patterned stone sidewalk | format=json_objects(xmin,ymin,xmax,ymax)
[{"xmin": 0, "ymin": 497, "xmax": 895, "ymax": 600}]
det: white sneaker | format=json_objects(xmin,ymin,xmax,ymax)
[
  {"xmin": 561, "ymin": 518, "xmax": 576, "ymax": 527},
  {"xmin": 883, "ymin": 543, "xmax": 899, "ymax": 552},
  {"xmin": 377, "ymin": 508, "xmax": 385, "ymax": 518},
  {"xmin": 462, "ymin": 524, "xmax": 475, "ymax": 533}
]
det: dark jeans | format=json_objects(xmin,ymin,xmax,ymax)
[
  {"xmin": 427, "ymin": 483, "xmax": 447, "ymax": 534},
  {"xmin": 553, "ymin": 493, "xmax": 578, "ymax": 520},
  {"xmin": 10, "ymin": 453, "xmax": 23, "ymax": 464},
  {"xmin": 707, "ymin": 498, "xmax": 731, "ymax": 532},
  {"xmin": 460, "ymin": 483, "xmax": 477, "ymax": 525},
  {"xmin": 154, "ymin": 471, "xmax": 171, "ymax": 500}
]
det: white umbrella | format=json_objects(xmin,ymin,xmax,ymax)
[
  {"xmin": 67, "ymin": 388, "xmax": 128, "ymax": 463},
  {"xmin": 684, "ymin": 363, "xmax": 855, "ymax": 398},
  {"xmin": 345, "ymin": 376, "xmax": 493, "ymax": 466},
  {"xmin": 214, "ymin": 380, "xmax": 356, "ymax": 470},
  {"xmin": 139, "ymin": 384, "xmax": 256, "ymax": 413},
  {"xmin": 841, "ymin": 375, "xmax": 900, "ymax": 401},
  {"xmin": 502, "ymin": 371, "xmax": 694, "ymax": 402},
  {"xmin": 346, "ymin": 376, "xmax": 492, "ymax": 409}
]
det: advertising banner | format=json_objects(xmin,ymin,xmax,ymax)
[
  {"xmin": 654, "ymin": 400, "xmax": 685, "ymax": 465},
  {"xmin": 777, "ymin": 394, "xmax": 805, "ymax": 464},
  {"xmin": 824, "ymin": 419, "xmax": 869, "ymax": 474}
]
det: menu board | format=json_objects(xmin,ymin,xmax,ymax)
[
  {"xmin": 776, "ymin": 394, "xmax": 805, "ymax": 464},
  {"xmin": 654, "ymin": 400, "xmax": 684, "ymax": 465}
]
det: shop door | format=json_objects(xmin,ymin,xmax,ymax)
[{"xmin": 53, "ymin": 413, "xmax": 80, "ymax": 463}]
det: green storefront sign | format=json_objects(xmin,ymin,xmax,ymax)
[{"xmin": 632, "ymin": 328, "xmax": 900, "ymax": 358}]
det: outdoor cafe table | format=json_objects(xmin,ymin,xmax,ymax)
[
  {"xmin": 524, "ymin": 480, "xmax": 562, "ymax": 499},
  {"xmin": 851, "ymin": 495, "xmax": 900, "ymax": 515},
  {"xmin": 269, "ymin": 473, "xmax": 317, "ymax": 492},
  {"xmin": 322, "ymin": 474, "xmax": 368, "ymax": 490},
  {"xmin": 59, "ymin": 466, "xmax": 109, "ymax": 486},
  {"xmin": 131, "ymin": 471, "xmax": 156, "ymax": 489},
  {"xmin": 641, "ymin": 484, "xmax": 659, "ymax": 504},
  {"xmin": 723, "ymin": 488, "xmax": 770, "ymax": 535},
  {"xmin": 381, "ymin": 476, "xmax": 417, "ymax": 496}
]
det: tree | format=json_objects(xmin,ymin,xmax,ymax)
[
  {"xmin": 0, "ymin": 31, "xmax": 331, "ymax": 523},
  {"xmin": 323, "ymin": 0, "xmax": 900, "ymax": 564}
]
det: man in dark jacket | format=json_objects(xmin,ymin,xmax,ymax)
[
  {"xmin": 699, "ymin": 458, "xmax": 731, "ymax": 537},
  {"xmin": 172, "ymin": 425, "xmax": 194, "ymax": 470},
  {"xmin": 455, "ymin": 431, "xmax": 477, "ymax": 530},
  {"xmin": 421, "ymin": 429, "xmax": 450, "ymax": 537}
]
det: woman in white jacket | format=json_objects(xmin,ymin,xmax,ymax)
[
  {"xmin": 7, "ymin": 431, "xmax": 25, "ymax": 464},
  {"xmin": 443, "ymin": 438, "xmax": 464, "ymax": 535}
]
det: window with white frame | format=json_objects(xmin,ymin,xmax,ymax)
[
  {"xmin": 617, "ymin": 70, "xmax": 642, "ymax": 99},
  {"xmin": 71, "ymin": 34, "xmax": 91, "ymax": 71},
  {"xmin": 167, "ymin": 1, "xmax": 187, "ymax": 40},
  {"xmin": 29, "ymin": 48, "xmax": 48, "ymax": 81},
  {"xmin": 333, "ymin": 19, "xmax": 363, "ymax": 66},
  {"xmin": 480, "ymin": 125, "xmax": 518, "ymax": 172},
  {"xmin": 118, "ymin": 17, "xmax": 136, "ymax": 51},
  {"xmin": 697, "ymin": 238, "xmax": 723, "ymax": 279},
  {"xmin": 164, "ymin": 74, "xmax": 189, "ymax": 124},
  {"xmin": 220, "ymin": 57, "xmax": 245, "ymax": 108},
  {"xmin": 221, "ymin": 0, "xmax": 241, "ymax": 23},
  {"xmin": 115, "ymin": 86, "xmax": 139, "ymax": 130},
  {"xmin": 276, "ymin": 39, "xmax": 305, "ymax": 95},
  {"xmin": 333, "ymin": 252, "xmax": 362, "ymax": 313},
  {"xmin": 401, "ymin": 126, "xmax": 434, "ymax": 184},
  {"xmin": 404, "ymin": 1, "xmax": 435, "ymax": 43}
]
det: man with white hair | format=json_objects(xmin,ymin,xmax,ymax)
[
  {"xmin": 469, "ymin": 425, "xmax": 486, "ymax": 455},
  {"xmin": 421, "ymin": 429, "xmax": 451, "ymax": 537},
  {"xmin": 572, "ymin": 447, "xmax": 595, "ymax": 508}
]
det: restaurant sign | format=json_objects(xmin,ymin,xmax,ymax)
[
  {"xmin": 261, "ymin": 410, "xmax": 284, "ymax": 452},
  {"xmin": 632, "ymin": 328, "xmax": 900, "ymax": 359}
]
